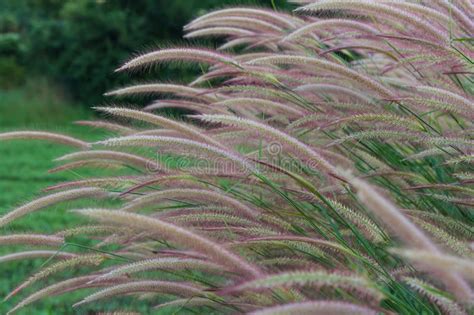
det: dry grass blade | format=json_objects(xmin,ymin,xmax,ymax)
[
  {"xmin": 104, "ymin": 84, "xmax": 217, "ymax": 103},
  {"xmin": 55, "ymin": 150, "xmax": 162, "ymax": 171},
  {"xmin": 91, "ymin": 257, "xmax": 226, "ymax": 283},
  {"xmin": 249, "ymin": 301, "xmax": 378, "ymax": 315},
  {"xmin": 0, "ymin": 251, "xmax": 77, "ymax": 264},
  {"xmin": 74, "ymin": 209, "xmax": 262, "ymax": 277},
  {"xmin": 0, "ymin": 131, "xmax": 89, "ymax": 149},
  {"xmin": 5, "ymin": 254, "xmax": 105, "ymax": 301},
  {"xmin": 0, "ymin": 188, "xmax": 109, "ymax": 227},
  {"xmin": 196, "ymin": 114, "xmax": 337, "ymax": 174},
  {"xmin": 94, "ymin": 107, "xmax": 224, "ymax": 148},
  {"xmin": 227, "ymin": 270, "xmax": 383, "ymax": 301},
  {"xmin": 96, "ymin": 135, "xmax": 255, "ymax": 173},
  {"xmin": 73, "ymin": 280, "xmax": 205, "ymax": 308},
  {"xmin": 247, "ymin": 55, "xmax": 394, "ymax": 98},
  {"xmin": 7, "ymin": 275, "xmax": 122, "ymax": 314},
  {"xmin": 392, "ymin": 249, "xmax": 474, "ymax": 281},
  {"xmin": 116, "ymin": 47, "xmax": 237, "ymax": 71},
  {"xmin": 121, "ymin": 188, "xmax": 259, "ymax": 218},
  {"xmin": 0, "ymin": 234, "xmax": 64, "ymax": 246}
]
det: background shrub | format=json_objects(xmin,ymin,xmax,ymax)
[{"xmin": 0, "ymin": 0, "xmax": 289, "ymax": 103}]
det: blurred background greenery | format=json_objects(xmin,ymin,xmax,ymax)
[
  {"xmin": 0, "ymin": 0, "xmax": 289, "ymax": 105},
  {"xmin": 0, "ymin": 0, "xmax": 290, "ymax": 313}
]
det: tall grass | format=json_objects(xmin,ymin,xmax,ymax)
[{"xmin": 0, "ymin": 1, "xmax": 473, "ymax": 314}]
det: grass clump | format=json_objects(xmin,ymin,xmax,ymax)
[{"xmin": 0, "ymin": 1, "xmax": 473, "ymax": 314}]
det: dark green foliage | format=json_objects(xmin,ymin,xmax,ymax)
[
  {"xmin": 0, "ymin": 0, "xmax": 289, "ymax": 103},
  {"xmin": 0, "ymin": 15, "xmax": 25, "ymax": 88},
  {"xmin": 0, "ymin": 57, "xmax": 25, "ymax": 88}
]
